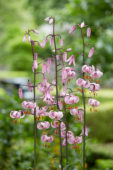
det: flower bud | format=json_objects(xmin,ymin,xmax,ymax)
[
  {"xmin": 87, "ymin": 27, "xmax": 91, "ymax": 37},
  {"xmin": 80, "ymin": 21, "xmax": 85, "ymax": 28},
  {"xmin": 69, "ymin": 25, "xmax": 76, "ymax": 34},
  {"xmin": 88, "ymin": 47, "xmax": 94, "ymax": 58},
  {"xmin": 60, "ymin": 38, "xmax": 63, "ymax": 46},
  {"xmin": 23, "ymin": 35, "xmax": 26, "ymax": 42},
  {"xmin": 18, "ymin": 88, "xmax": 23, "ymax": 99},
  {"xmin": 33, "ymin": 29, "xmax": 38, "ymax": 34}
]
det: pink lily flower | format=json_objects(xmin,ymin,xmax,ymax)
[
  {"xmin": 63, "ymin": 52, "xmax": 67, "ymax": 62},
  {"xmin": 38, "ymin": 39, "xmax": 47, "ymax": 48},
  {"xmin": 38, "ymin": 77, "xmax": 53, "ymax": 94},
  {"xmin": 67, "ymin": 55, "xmax": 76, "ymax": 66},
  {"xmin": 68, "ymin": 69, "xmax": 76, "ymax": 79},
  {"xmin": 76, "ymin": 78, "xmax": 90, "ymax": 88},
  {"xmin": 45, "ymin": 17, "xmax": 54, "ymax": 24},
  {"xmin": 62, "ymin": 68, "xmax": 68, "ymax": 83},
  {"xmin": 81, "ymin": 127, "xmax": 88, "ymax": 136},
  {"xmin": 49, "ymin": 111, "xmax": 63, "ymax": 120},
  {"xmin": 42, "ymin": 63, "xmax": 47, "ymax": 73},
  {"xmin": 82, "ymin": 65, "xmax": 95, "ymax": 74},
  {"xmin": 49, "ymin": 18, "xmax": 54, "ymax": 24},
  {"xmin": 23, "ymin": 35, "xmax": 26, "ymax": 42},
  {"xmin": 68, "ymin": 136, "xmax": 75, "ymax": 144},
  {"xmin": 64, "ymin": 94, "xmax": 79, "ymax": 104},
  {"xmin": 61, "ymin": 131, "xmax": 66, "ymax": 138},
  {"xmin": 22, "ymin": 101, "xmax": 36, "ymax": 109},
  {"xmin": 32, "ymin": 106, "xmax": 47, "ymax": 116},
  {"xmin": 51, "ymin": 120, "xmax": 60, "ymax": 128},
  {"xmin": 10, "ymin": 110, "xmax": 25, "ymax": 119},
  {"xmin": 70, "ymin": 108, "xmax": 78, "ymax": 116},
  {"xmin": 88, "ymin": 47, "xmax": 94, "ymax": 58},
  {"xmin": 52, "ymin": 80, "xmax": 56, "ymax": 85},
  {"xmin": 18, "ymin": 88, "xmax": 23, "ymax": 99},
  {"xmin": 60, "ymin": 38, "xmax": 63, "ymax": 46},
  {"xmin": 43, "ymin": 91, "xmax": 55, "ymax": 105},
  {"xmin": 58, "ymin": 100, "xmax": 63, "ymax": 110},
  {"xmin": 88, "ymin": 98, "xmax": 100, "ymax": 107},
  {"xmin": 67, "ymin": 131, "xmax": 74, "ymax": 138},
  {"xmin": 60, "ymin": 122, "xmax": 66, "ymax": 131},
  {"xmin": 32, "ymin": 60, "xmax": 38, "ymax": 72},
  {"xmin": 87, "ymin": 27, "xmax": 91, "ymax": 37},
  {"xmin": 75, "ymin": 136, "xmax": 82, "ymax": 143},
  {"xmin": 47, "ymin": 58, "xmax": 51, "ymax": 73},
  {"xmin": 78, "ymin": 110, "xmax": 83, "ymax": 122},
  {"xmin": 80, "ymin": 21, "xmax": 85, "ymax": 28},
  {"xmin": 60, "ymin": 86, "xmax": 68, "ymax": 97},
  {"xmin": 62, "ymin": 67, "xmax": 76, "ymax": 84},
  {"xmin": 67, "ymin": 48, "xmax": 72, "ymax": 52},
  {"xmin": 27, "ymin": 80, "xmax": 33, "ymax": 92},
  {"xmin": 91, "ymin": 69, "xmax": 103, "ymax": 79},
  {"xmin": 45, "ymin": 17, "xmax": 50, "ymax": 21},
  {"xmin": 70, "ymin": 108, "xmax": 83, "ymax": 122},
  {"xmin": 69, "ymin": 25, "xmax": 76, "ymax": 34},
  {"xmin": 37, "ymin": 121, "xmax": 50, "ymax": 130},
  {"xmin": 33, "ymin": 53, "xmax": 37, "ymax": 60},
  {"xmin": 50, "ymin": 37, "xmax": 54, "ymax": 46},
  {"xmin": 41, "ymin": 135, "xmax": 53, "ymax": 143},
  {"xmin": 42, "ymin": 58, "xmax": 51, "ymax": 74},
  {"xmin": 62, "ymin": 139, "xmax": 66, "ymax": 146},
  {"xmin": 33, "ymin": 29, "xmax": 38, "ymax": 34},
  {"xmin": 89, "ymin": 83, "xmax": 100, "ymax": 92},
  {"xmin": 84, "ymin": 80, "xmax": 90, "ymax": 88},
  {"xmin": 76, "ymin": 78, "xmax": 85, "ymax": 87},
  {"xmin": 28, "ymin": 35, "xmax": 31, "ymax": 42}
]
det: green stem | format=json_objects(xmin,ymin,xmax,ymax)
[
  {"xmin": 33, "ymin": 70, "xmax": 37, "ymax": 170},
  {"xmin": 53, "ymin": 18, "xmax": 63, "ymax": 170},
  {"xmin": 31, "ymin": 42, "xmax": 37, "ymax": 170},
  {"xmin": 81, "ymin": 28, "xmax": 86, "ymax": 170},
  {"xmin": 64, "ymin": 104, "xmax": 68, "ymax": 169}
]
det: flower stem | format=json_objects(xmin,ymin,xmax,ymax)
[
  {"xmin": 53, "ymin": 18, "xmax": 63, "ymax": 170},
  {"xmin": 31, "ymin": 43, "xmax": 37, "ymax": 170},
  {"xmin": 64, "ymin": 104, "xmax": 68, "ymax": 169},
  {"xmin": 81, "ymin": 28, "xmax": 86, "ymax": 170},
  {"xmin": 33, "ymin": 70, "xmax": 37, "ymax": 170}
]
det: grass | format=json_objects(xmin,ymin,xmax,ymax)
[{"xmin": 96, "ymin": 159, "xmax": 113, "ymax": 168}]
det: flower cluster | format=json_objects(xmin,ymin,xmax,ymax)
[
  {"xmin": 9, "ymin": 17, "xmax": 103, "ymax": 169},
  {"xmin": 69, "ymin": 21, "xmax": 103, "ymax": 138}
]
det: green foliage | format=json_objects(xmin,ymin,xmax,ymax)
[
  {"xmin": 59, "ymin": 0, "xmax": 113, "ymax": 81},
  {"xmin": 86, "ymin": 88, "xmax": 113, "ymax": 142},
  {"xmin": 87, "ymin": 110, "xmax": 113, "ymax": 142},
  {"xmin": 96, "ymin": 159, "xmax": 113, "ymax": 169},
  {"xmin": 28, "ymin": 0, "xmax": 69, "ymax": 25},
  {"xmin": 0, "ymin": 0, "xmax": 36, "ymax": 71},
  {"xmin": 0, "ymin": 0, "xmax": 113, "ymax": 81}
]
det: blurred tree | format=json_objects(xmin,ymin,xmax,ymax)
[
  {"xmin": 28, "ymin": 0, "xmax": 69, "ymax": 25},
  {"xmin": 0, "ymin": 0, "xmax": 113, "ymax": 77},
  {"xmin": 58, "ymin": 0, "xmax": 113, "ymax": 79},
  {"xmin": 0, "ymin": 0, "xmax": 37, "ymax": 71},
  {"xmin": 29, "ymin": 0, "xmax": 113, "ymax": 79}
]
